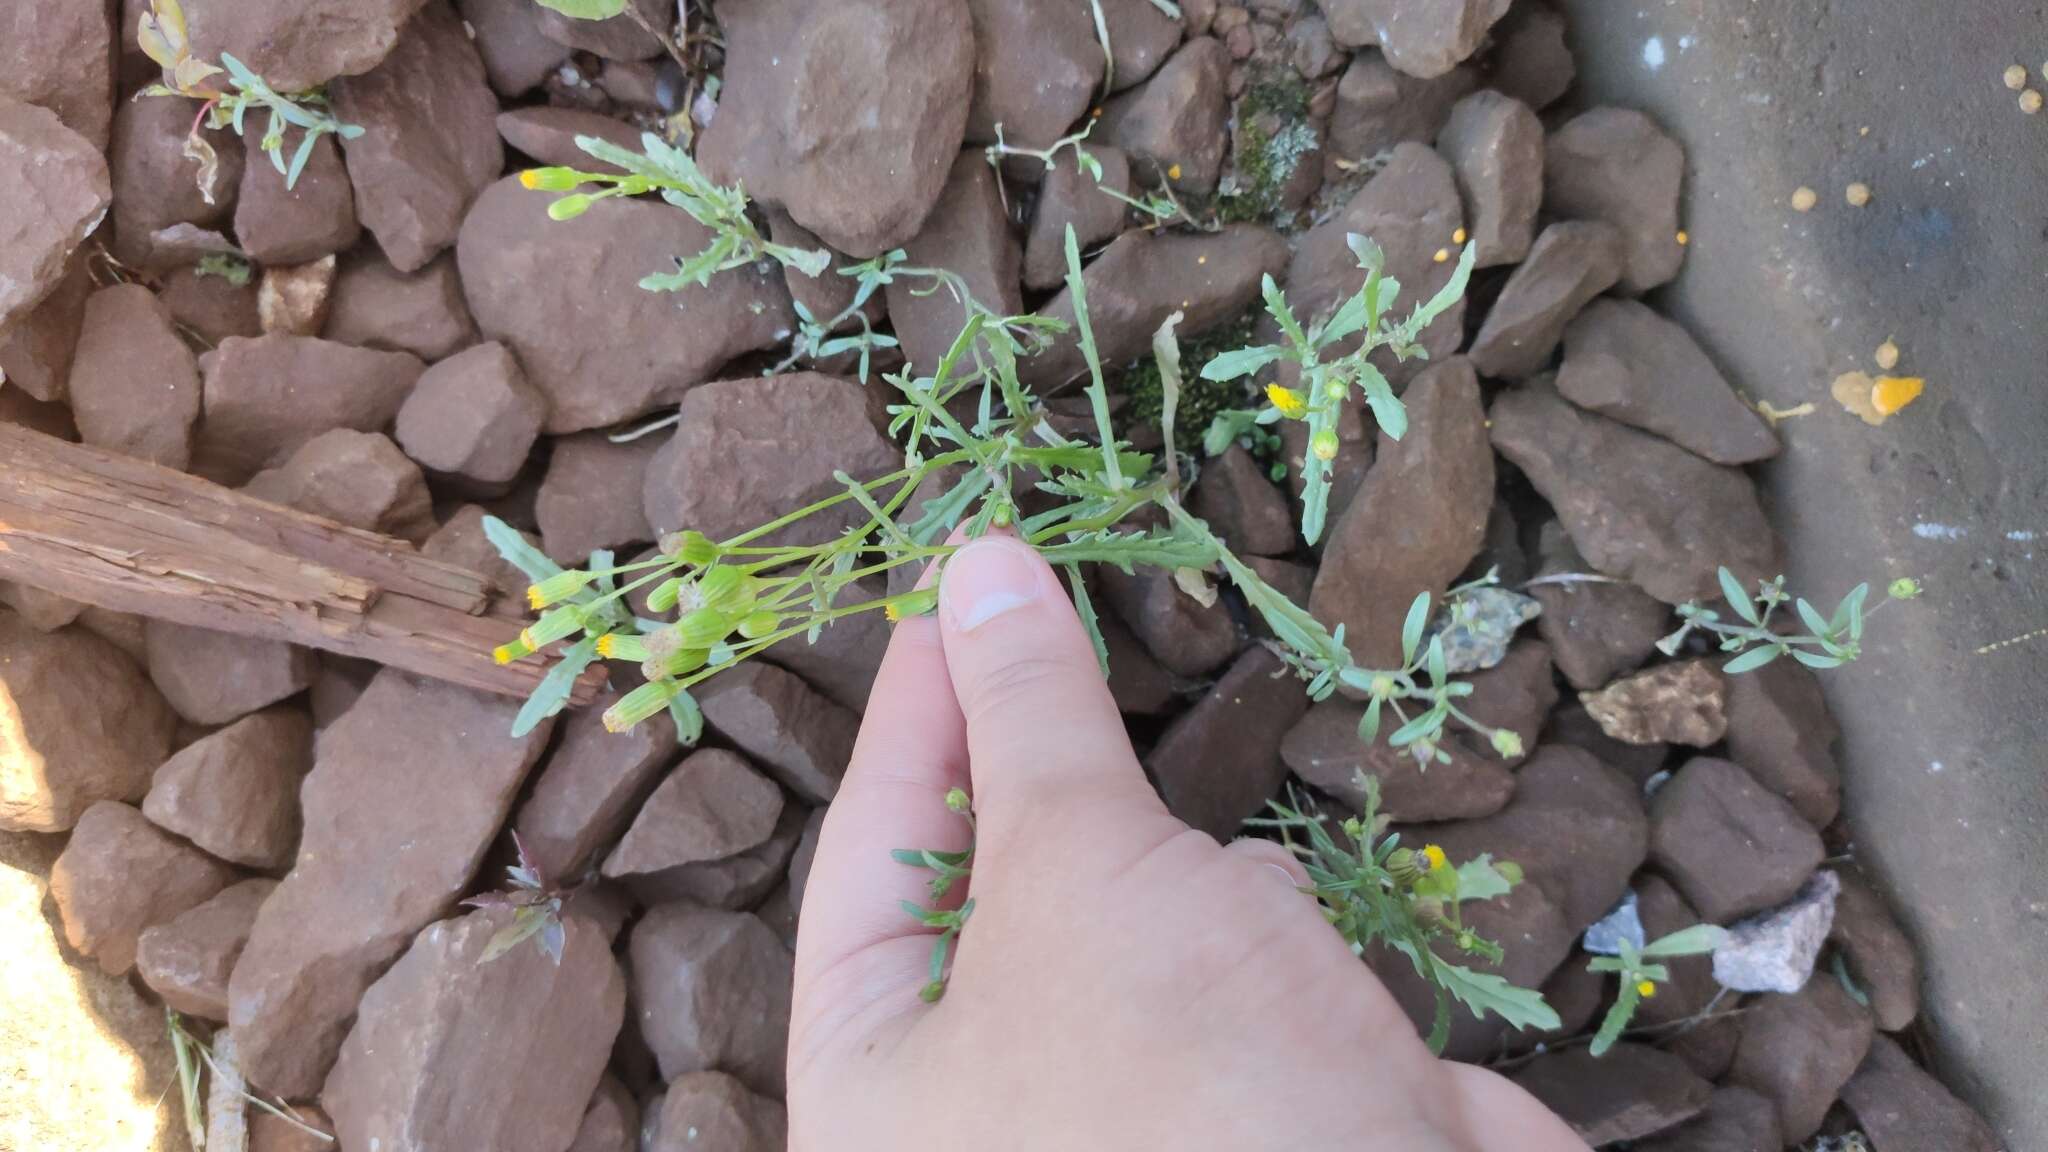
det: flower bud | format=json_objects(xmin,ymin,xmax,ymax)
[
  {"xmin": 1265, "ymin": 383, "xmax": 1309, "ymax": 420},
  {"xmin": 604, "ymin": 680, "xmax": 679, "ymax": 733},
  {"xmin": 1490, "ymin": 728, "xmax": 1525, "ymax": 759},
  {"xmin": 1636, "ymin": 979, "xmax": 1658, "ymax": 999},
  {"xmin": 1386, "ymin": 847, "xmax": 1421, "ymax": 883},
  {"xmin": 660, "ymin": 530, "xmax": 721, "ymax": 566},
  {"xmin": 885, "ymin": 586, "xmax": 939, "ymax": 623},
  {"xmin": 1888, "ymin": 577, "xmax": 1921, "ymax": 600},
  {"xmin": 546, "ymin": 193, "xmax": 595, "ymax": 221},
  {"xmin": 526, "ymin": 569, "xmax": 593, "ymax": 610},
  {"xmin": 519, "ymin": 166, "xmax": 582, "ymax": 191},
  {"xmin": 945, "ymin": 787, "xmax": 971, "ymax": 814},
  {"xmin": 675, "ymin": 607, "xmax": 733, "ymax": 648},
  {"xmin": 1310, "ymin": 429, "xmax": 1340, "ymax": 462},
  {"xmin": 518, "ymin": 606, "xmax": 585, "ymax": 650},
  {"xmin": 737, "ymin": 611, "xmax": 783, "ymax": 639},
  {"xmin": 595, "ymin": 633, "xmax": 648, "ymax": 661},
  {"xmin": 697, "ymin": 566, "xmax": 745, "ymax": 610},
  {"xmin": 646, "ymin": 577, "xmax": 684, "ymax": 614}
]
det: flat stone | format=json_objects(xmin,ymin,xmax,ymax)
[
  {"xmin": 142, "ymin": 706, "xmax": 309, "ymax": 870},
  {"xmin": 1544, "ymin": 107, "xmax": 1687, "ymax": 294},
  {"xmin": 232, "ymin": 124, "xmax": 361, "ymax": 266},
  {"xmin": 1101, "ymin": 610, "xmax": 1177, "ymax": 716},
  {"xmin": 1324, "ymin": 53, "xmax": 1477, "ymax": 171},
  {"xmin": 1650, "ymin": 757, "xmax": 1823, "ymax": 922},
  {"xmin": 49, "ymin": 801, "xmax": 238, "ymax": 975},
  {"xmin": 1098, "ymin": 37, "xmax": 1233, "ymax": 194},
  {"xmin": 1712, "ymin": 870, "xmax": 1839, "ymax": 994},
  {"xmin": 1283, "ymin": 698, "xmax": 1516, "ymax": 821},
  {"xmin": 645, "ymin": 1071, "xmax": 787, "ymax": 1152},
  {"xmin": 642, "ymin": 373, "xmax": 899, "ymax": 546},
  {"xmin": 697, "ymin": 662, "xmax": 860, "ymax": 803},
  {"xmin": 623, "ymin": 802, "xmax": 804, "ymax": 910},
  {"xmin": 697, "ymin": 0, "xmax": 974, "ymax": 257},
  {"xmin": 323, "ymin": 906, "xmax": 625, "ymax": 1152},
  {"xmin": 421, "ymin": 505, "xmax": 536, "ymax": 601},
  {"xmin": 628, "ymin": 903, "xmax": 791, "ymax": 1097},
  {"xmin": 1436, "ymin": 90, "xmax": 1542, "ymax": 267},
  {"xmin": 0, "ymin": 96, "xmax": 111, "ymax": 332},
  {"xmin": 1632, "ymin": 1087, "xmax": 1785, "ymax": 1152},
  {"xmin": 1, "ymin": 613, "xmax": 178, "ymax": 834},
  {"xmin": 183, "ymin": 0, "xmax": 430, "ymax": 90},
  {"xmin": 1489, "ymin": 380, "xmax": 1779, "ymax": 605},
  {"xmin": 136, "ymin": 878, "xmax": 276, "ymax": 1021},
  {"xmin": 1098, "ymin": 0, "xmax": 1184, "ymax": 93},
  {"xmin": 1840, "ymin": 1035, "xmax": 2002, "ymax": 1152},
  {"xmin": 457, "ymin": 0, "xmax": 572, "ymax": 96},
  {"xmin": 534, "ymin": 0, "xmax": 667, "ymax": 60},
  {"xmin": 228, "ymin": 670, "xmax": 554, "ymax": 1098},
  {"xmin": 1097, "ymin": 560, "xmax": 1241, "ymax": 678},
  {"xmin": 332, "ymin": 1, "xmax": 503, "ymax": 272},
  {"xmin": 1483, "ymin": 1, "xmax": 1574, "ymax": 110},
  {"xmin": 146, "ymin": 619, "xmax": 312, "ymax": 727},
  {"xmin": 243, "ymin": 429, "xmax": 438, "ymax": 543},
  {"xmin": 0, "ymin": 583, "xmax": 85, "ymax": 632},
  {"xmin": 566, "ymin": 1076, "xmax": 638, "ymax": 1152},
  {"xmin": 1190, "ymin": 445, "xmax": 1295, "ymax": 556},
  {"xmin": 1581, "ymin": 659, "xmax": 1727, "ymax": 747},
  {"xmin": 107, "ymin": 94, "xmax": 243, "ymax": 272},
  {"xmin": 257, "ymin": 255, "xmax": 338, "ymax": 336},
  {"xmin": 1511, "ymin": 1044, "xmax": 1712, "ymax": 1146},
  {"xmin": 963, "ymin": 0, "xmax": 1101, "ymax": 149},
  {"xmin": 495, "ymin": 106, "xmax": 641, "ymax": 171},
  {"xmin": 1467, "ymin": 221, "xmax": 1624, "ymax": 379},
  {"xmin": 158, "ymin": 262, "xmax": 263, "ymax": 346},
  {"xmin": 193, "ymin": 333, "xmax": 425, "ymax": 484},
  {"xmin": 0, "ymin": 251, "xmax": 92, "ymax": 402},
  {"xmin": 322, "ymin": 249, "xmax": 478, "ymax": 361},
  {"xmin": 1530, "ymin": 519, "xmax": 1672, "ymax": 691},
  {"xmin": 885, "ymin": 152, "xmax": 1024, "ymax": 374},
  {"xmin": 0, "ymin": 2, "xmax": 113, "ymax": 147},
  {"xmin": 1146, "ymin": 647, "xmax": 1309, "ymax": 841},
  {"xmin": 1829, "ymin": 872, "xmax": 1919, "ymax": 1031},
  {"xmin": 1311, "ymin": 358, "xmax": 1493, "ymax": 666},
  {"xmin": 1558, "ymin": 299, "xmax": 1780, "ymax": 464},
  {"xmin": 603, "ymin": 750, "xmax": 784, "ymax": 879},
  {"xmin": 513, "ymin": 692, "xmax": 679, "ymax": 883},
  {"xmin": 1320, "ymin": 0, "xmax": 1511, "ymax": 79},
  {"xmin": 396, "ymin": 342, "xmax": 547, "ymax": 485},
  {"xmin": 535, "ymin": 431, "xmax": 664, "ymax": 565},
  {"xmin": 1726, "ymin": 977, "xmax": 1874, "ymax": 1143},
  {"xmin": 457, "ymin": 174, "xmax": 794, "ymax": 434},
  {"xmin": 1721, "ymin": 655, "xmax": 1842, "ymax": 827},
  {"xmin": 1022, "ymin": 224, "xmax": 1289, "ymax": 390}
]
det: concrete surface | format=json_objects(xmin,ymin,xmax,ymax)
[{"xmin": 1553, "ymin": 2, "xmax": 2048, "ymax": 1145}]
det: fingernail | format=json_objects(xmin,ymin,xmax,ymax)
[{"xmin": 941, "ymin": 537, "xmax": 1044, "ymax": 631}]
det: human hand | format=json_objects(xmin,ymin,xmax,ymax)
[{"xmin": 788, "ymin": 533, "xmax": 1588, "ymax": 1151}]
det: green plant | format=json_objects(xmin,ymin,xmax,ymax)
[
  {"xmin": 1200, "ymin": 236, "xmax": 1477, "ymax": 545},
  {"xmin": 1662, "ymin": 568, "xmax": 1922, "ymax": 672},
  {"xmin": 193, "ymin": 253, "xmax": 252, "ymax": 287},
  {"xmin": 166, "ymin": 1009, "xmax": 336, "ymax": 1145},
  {"xmin": 462, "ymin": 830, "xmax": 571, "ymax": 964},
  {"xmin": 1251, "ymin": 778, "xmax": 1559, "ymax": 1053},
  {"xmin": 1584, "ymin": 924, "xmax": 1728, "ymax": 1056},
  {"xmin": 137, "ymin": 0, "xmax": 363, "ymax": 193},
  {"xmin": 893, "ymin": 787, "xmax": 978, "ymax": 1002}
]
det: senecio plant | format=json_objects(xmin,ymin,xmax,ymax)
[
  {"xmin": 490, "ymin": 132, "xmax": 1909, "ymax": 1042},
  {"xmin": 137, "ymin": 0, "xmax": 363, "ymax": 194}
]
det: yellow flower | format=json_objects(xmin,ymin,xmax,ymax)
[
  {"xmin": 1421, "ymin": 844, "xmax": 1448, "ymax": 872},
  {"xmin": 1167, "ymin": 162, "xmax": 1183, "ymax": 181},
  {"xmin": 1452, "ymin": 227, "xmax": 1468, "ymax": 245},
  {"xmin": 885, "ymin": 602, "xmax": 904, "ymax": 623},
  {"xmin": 1636, "ymin": 980, "xmax": 1658, "ymax": 999},
  {"xmin": 1265, "ymin": 384, "xmax": 1308, "ymax": 420}
]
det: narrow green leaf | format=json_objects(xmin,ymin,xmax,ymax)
[
  {"xmin": 1795, "ymin": 597, "xmax": 1832, "ymax": 637},
  {"xmin": 1358, "ymin": 363, "xmax": 1406, "ymax": 441},
  {"xmin": 513, "ymin": 635, "xmax": 597, "ymax": 737},
  {"xmin": 533, "ymin": 0, "xmax": 631, "ymax": 22},
  {"xmin": 1429, "ymin": 954, "xmax": 1561, "ymax": 1031},
  {"xmin": 1640, "ymin": 923, "xmax": 1730, "ymax": 958},
  {"xmin": 1453, "ymin": 855, "xmax": 1517, "ymax": 902},
  {"xmin": 1357, "ymin": 697, "xmax": 1383, "ymax": 744},
  {"xmin": 1721, "ymin": 645, "xmax": 1783, "ymax": 674},
  {"xmin": 1792, "ymin": 649, "xmax": 1846, "ymax": 670},
  {"xmin": 1200, "ymin": 344, "xmax": 1288, "ymax": 381},
  {"xmin": 1589, "ymin": 983, "xmax": 1639, "ymax": 1057},
  {"xmin": 666, "ymin": 687, "xmax": 704, "ymax": 745},
  {"xmin": 482, "ymin": 514, "xmax": 566, "ymax": 583},
  {"xmin": 1065, "ymin": 564, "xmax": 1111, "ymax": 679},
  {"xmin": 1401, "ymin": 593, "xmax": 1430, "ymax": 664},
  {"xmin": 1719, "ymin": 567, "xmax": 1760, "ymax": 625}
]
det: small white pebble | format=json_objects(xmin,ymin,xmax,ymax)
[
  {"xmin": 2022, "ymin": 89, "xmax": 2045, "ymax": 115},
  {"xmin": 2005, "ymin": 64, "xmax": 2029, "ymax": 90},
  {"xmin": 1790, "ymin": 186, "xmax": 1819, "ymax": 212},
  {"xmin": 1845, "ymin": 182, "xmax": 1873, "ymax": 207},
  {"xmin": 1875, "ymin": 339, "xmax": 1900, "ymax": 370}
]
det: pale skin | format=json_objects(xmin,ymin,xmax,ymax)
[{"xmin": 790, "ymin": 533, "xmax": 1590, "ymax": 1151}]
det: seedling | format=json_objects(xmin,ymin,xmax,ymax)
[
  {"xmin": 893, "ymin": 787, "xmax": 978, "ymax": 1002},
  {"xmin": 137, "ymin": 0, "xmax": 363, "ymax": 193},
  {"xmin": 1584, "ymin": 924, "xmax": 1728, "ymax": 1056},
  {"xmin": 166, "ymin": 1009, "xmax": 336, "ymax": 1144},
  {"xmin": 1661, "ymin": 568, "xmax": 1922, "ymax": 672},
  {"xmin": 194, "ymin": 253, "xmax": 252, "ymax": 287},
  {"xmin": 461, "ymin": 830, "xmax": 571, "ymax": 964}
]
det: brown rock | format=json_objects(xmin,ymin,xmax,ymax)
[
  {"xmin": 1098, "ymin": 38, "xmax": 1232, "ymax": 194},
  {"xmin": 1098, "ymin": 561, "xmax": 1240, "ymax": 677},
  {"xmin": 458, "ymin": 175, "xmax": 794, "ymax": 433},
  {"xmin": 964, "ymin": 0, "xmax": 1101, "ymax": 149},
  {"xmin": 885, "ymin": 152, "xmax": 1024, "ymax": 373},
  {"xmin": 182, "ymin": 0, "xmax": 429, "ymax": 90},
  {"xmin": 1102, "ymin": 611, "xmax": 1177, "ymax": 716},
  {"xmin": 534, "ymin": 0, "xmax": 667, "ymax": 60},
  {"xmin": 1024, "ymin": 147, "xmax": 1132, "ymax": 291},
  {"xmin": 1727, "ymin": 979, "xmax": 1874, "ymax": 1142},
  {"xmin": 698, "ymin": 662, "xmax": 860, "ymax": 803},
  {"xmin": 1370, "ymin": 880, "xmax": 1572, "ymax": 1060},
  {"xmin": 1324, "ymin": 53, "xmax": 1477, "ymax": 170},
  {"xmin": 1311, "ymin": 358, "xmax": 1492, "ymax": 665},
  {"xmin": 1512, "ymin": 1045, "xmax": 1711, "ymax": 1146},
  {"xmin": 458, "ymin": 0, "xmax": 573, "ymax": 96},
  {"xmin": 1290, "ymin": 143, "xmax": 1465, "ymax": 384},
  {"xmin": 1841, "ymin": 1035, "xmax": 2001, "ymax": 1152},
  {"xmin": 0, "ymin": 251, "xmax": 92, "ymax": 402},
  {"xmin": 1145, "ymin": 647, "xmax": 1309, "ymax": 841},
  {"xmin": 1649, "ymin": 757, "xmax": 1824, "ymax": 923},
  {"xmin": 1581, "ymin": 659, "xmax": 1726, "ymax": 747},
  {"xmin": 142, "ymin": 707, "xmax": 310, "ymax": 870},
  {"xmin": 760, "ymin": 577, "xmax": 891, "ymax": 712},
  {"xmin": 0, "ymin": 96, "xmax": 111, "ymax": 332},
  {"xmin": 0, "ymin": 617, "xmax": 178, "ymax": 833},
  {"xmin": 1024, "ymin": 224, "xmax": 1289, "ymax": 390},
  {"xmin": 1530, "ymin": 519, "xmax": 1671, "ymax": 691},
  {"xmin": 1829, "ymin": 873, "xmax": 1920, "ymax": 1032},
  {"xmin": 422, "ymin": 504, "xmax": 536, "ymax": 600},
  {"xmin": 566, "ymin": 1077, "xmax": 639, "ymax": 1152},
  {"xmin": 0, "ymin": 582, "xmax": 85, "ymax": 631},
  {"xmin": 1283, "ymin": 699, "xmax": 1516, "ymax": 821},
  {"xmin": 1287, "ymin": 13, "xmax": 1344, "ymax": 79},
  {"xmin": 135, "ymin": 878, "xmax": 277, "ymax": 1021},
  {"xmin": 535, "ymin": 431, "xmax": 663, "ymax": 564},
  {"xmin": 63, "ymin": 285, "xmax": 202, "ymax": 469},
  {"xmin": 643, "ymin": 373, "xmax": 899, "ymax": 545},
  {"xmin": 309, "ymin": 654, "xmax": 378, "ymax": 729},
  {"xmin": 49, "ymin": 801, "xmax": 239, "ymax": 975},
  {"xmin": 243, "ymin": 429, "xmax": 438, "ymax": 543},
  {"xmin": 1544, "ymin": 701, "xmax": 1668, "ymax": 786},
  {"xmin": 1484, "ymin": 1, "xmax": 1574, "ymax": 110},
  {"xmin": 257, "ymin": 255, "xmax": 338, "ymax": 336},
  {"xmin": 1544, "ymin": 108, "xmax": 1686, "ymax": 294},
  {"xmin": 1456, "ymin": 638, "xmax": 1558, "ymax": 763},
  {"xmin": 763, "ymin": 206, "xmax": 890, "ymax": 348},
  {"xmin": 0, "ymin": 2, "xmax": 113, "ymax": 147},
  {"xmin": 323, "ymin": 249, "xmax": 478, "ymax": 361},
  {"xmin": 645, "ymin": 1071, "xmax": 787, "ymax": 1152},
  {"xmin": 1632, "ymin": 1086, "xmax": 1783, "ymax": 1152},
  {"xmin": 1099, "ymin": 0, "xmax": 1184, "ymax": 92},
  {"xmin": 1436, "ymin": 90, "xmax": 1542, "ymax": 267},
  {"xmin": 194, "ymin": 333, "xmax": 425, "ymax": 484},
  {"xmin": 697, "ymin": 0, "xmax": 974, "ymax": 257},
  {"xmin": 395, "ymin": 342, "xmax": 546, "ymax": 485},
  {"xmin": 1467, "ymin": 221, "xmax": 1623, "ymax": 379},
  {"xmin": 74, "ymin": 605, "xmax": 149, "ymax": 660},
  {"xmin": 1190, "ymin": 445, "xmax": 1294, "ymax": 556},
  {"xmin": 495, "ymin": 106, "xmax": 641, "ymax": 171},
  {"xmin": 1320, "ymin": 0, "xmax": 1510, "ymax": 79},
  {"xmin": 603, "ymin": 750, "xmax": 784, "ymax": 879},
  {"xmin": 1720, "ymin": 650, "xmax": 1842, "ymax": 827},
  {"xmin": 146, "ymin": 620, "xmax": 318, "ymax": 726},
  {"xmin": 249, "ymin": 1105, "xmax": 335, "ymax": 1152},
  {"xmin": 332, "ymin": 1, "xmax": 503, "ymax": 272},
  {"xmin": 1489, "ymin": 380, "xmax": 1779, "ymax": 605},
  {"xmin": 159, "ymin": 261, "xmax": 263, "ymax": 345},
  {"xmin": 108, "ymin": 94, "xmax": 244, "ymax": 272},
  {"xmin": 1416, "ymin": 745, "xmax": 1647, "ymax": 933},
  {"xmin": 233, "ymin": 124, "xmax": 361, "ymax": 265},
  {"xmin": 512, "ymin": 690, "xmax": 679, "ymax": 883},
  {"xmin": 629, "ymin": 903, "xmax": 791, "ymax": 1096},
  {"xmin": 1558, "ymin": 299, "xmax": 1780, "ymax": 464},
  {"xmin": 625, "ymin": 802, "xmax": 804, "ymax": 910},
  {"xmin": 228, "ymin": 670, "xmax": 554, "ymax": 1098},
  {"xmin": 323, "ymin": 906, "xmax": 625, "ymax": 1152}
]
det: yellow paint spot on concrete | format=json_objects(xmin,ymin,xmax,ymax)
[
  {"xmin": 1791, "ymin": 186, "xmax": 1818, "ymax": 212},
  {"xmin": 2022, "ymin": 90, "xmax": 2044, "ymax": 115},
  {"xmin": 1846, "ymin": 182, "xmax": 1873, "ymax": 207},
  {"xmin": 2005, "ymin": 64, "xmax": 2029, "ymax": 90},
  {"xmin": 1872, "ymin": 376, "xmax": 1924, "ymax": 415}
]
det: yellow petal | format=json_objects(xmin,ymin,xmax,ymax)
[
  {"xmin": 1871, "ymin": 376, "xmax": 1924, "ymax": 415},
  {"xmin": 1832, "ymin": 371, "xmax": 1886, "ymax": 426}
]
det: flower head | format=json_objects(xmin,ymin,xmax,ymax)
[
  {"xmin": 1421, "ymin": 844, "xmax": 1448, "ymax": 872},
  {"xmin": 1265, "ymin": 383, "xmax": 1309, "ymax": 420},
  {"xmin": 1636, "ymin": 979, "xmax": 1658, "ymax": 999}
]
